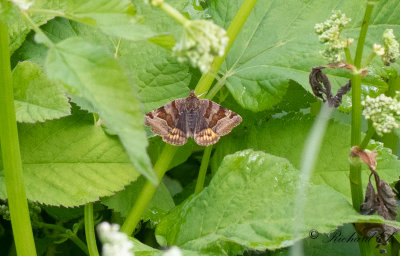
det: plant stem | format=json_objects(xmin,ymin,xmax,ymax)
[
  {"xmin": 344, "ymin": 47, "xmax": 353, "ymax": 65},
  {"xmin": 21, "ymin": 11, "xmax": 54, "ymax": 47},
  {"xmin": 121, "ymin": 144, "xmax": 179, "ymax": 235},
  {"xmin": 349, "ymin": 3, "xmax": 375, "ymax": 256},
  {"xmin": 359, "ymin": 121, "xmax": 375, "ymax": 150},
  {"xmin": 350, "ymin": 1, "xmax": 374, "ymax": 211},
  {"xmin": 85, "ymin": 203, "xmax": 99, "ymax": 256},
  {"xmin": 0, "ymin": 21, "xmax": 37, "ymax": 256},
  {"xmin": 194, "ymin": 146, "xmax": 213, "ymax": 194},
  {"xmin": 195, "ymin": 0, "xmax": 259, "ymax": 96},
  {"xmin": 159, "ymin": 2, "xmax": 189, "ymax": 26},
  {"xmin": 37, "ymin": 222, "xmax": 89, "ymax": 255}
]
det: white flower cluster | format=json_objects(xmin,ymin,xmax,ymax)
[
  {"xmin": 97, "ymin": 222, "xmax": 134, "ymax": 256},
  {"xmin": 314, "ymin": 10, "xmax": 352, "ymax": 63},
  {"xmin": 11, "ymin": 0, "xmax": 33, "ymax": 10},
  {"xmin": 362, "ymin": 93, "xmax": 400, "ymax": 136},
  {"xmin": 173, "ymin": 20, "xmax": 228, "ymax": 73},
  {"xmin": 382, "ymin": 29, "xmax": 400, "ymax": 65},
  {"xmin": 373, "ymin": 43, "xmax": 385, "ymax": 56},
  {"xmin": 163, "ymin": 246, "xmax": 183, "ymax": 256}
]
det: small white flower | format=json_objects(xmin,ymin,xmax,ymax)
[
  {"xmin": 373, "ymin": 43, "xmax": 385, "ymax": 56},
  {"xmin": 363, "ymin": 93, "xmax": 400, "ymax": 136},
  {"xmin": 381, "ymin": 29, "xmax": 400, "ymax": 65},
  {"xmin": 173, "ymin": 20, "xmax": 228, "ymax": 73},
  {"xmin": 11, "ymin": 0, "xmax": 33, "ymax": 10},
  {"xmin": 97, "ymin": 222, "xmax": 134, "ymax": 256},
  {"xmin": 163, "ymin": 246, "xmax": 183, "ymax": 256},
  {"xmin": 314, "ymin": 10, "xmax": 352, "ymax": 62}
]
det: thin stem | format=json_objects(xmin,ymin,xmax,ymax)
[
  {"xmin": 194, "ymin": 146, "xmax": 213, "ymax": 194},
  {"xmin": 0, "ymin": 21, "xmax": 37, "ymax": 256},
  {"xmin": 121, "ymin": 144, "xmax": 179, "ymax": 235},
  {"xmin": 85, "ymin": 203, "xmax": 100, "ymax": 256},
  {"xmin": 359, "ymin": 122, "xmax": 375, "ymax": 150},
  {"xmin": 195, "ymin": 0, "xmax": 259, "ymax": 96},
  {"xmin": 363, "ymin": 52, "xmax": 376, "ymax": 67},
  {"xmin": 290, "ymin": 103, "xmax": 333, "ymax": 256},
  {"xmin": 159, "ymin": 2, "xmax": 189, "ymax": 26},
  {"xmin": 37, "ymin": 222, "xmax": 89, "ymax": 255},
  {"xmin": 206, "ymin": 75, "xmax": 227, "ymax": 100},
  {"xmin": 21, "ymin": 11, "xmax": 54, "ymax": 47},
  {"xmin": 344, "ymin": 47, "xmax": 354, "ymax": 65}
]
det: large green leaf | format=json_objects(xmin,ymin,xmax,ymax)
[
  {"xmin": 12, "ymin": 61, "xmax": 70, "ymax": 123},
  {"xmin": 155, "ymin": 150, "xmax": 384, "ymax": 254},
  {"xmin": 210, "ymin": 0, "xmax": 399, "ymax": 111},
  {"xmin": 102, "ymin": 176, "xmax": 175, "ymax": 224},
  {"xmin": 211, "ymin": 114, "xmax": 400, "ymax": 201},
  {"xmin": 0, "ymin": 111, "xmax": 140, "ymax": 206},
  {"xmin": 45, "ymin": 37, "xmax": 156, "ymax": 183}
]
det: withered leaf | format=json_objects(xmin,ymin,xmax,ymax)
[
  {"xmin": 350, "ymin": 146, "xmax": 378, "ymax": 171},
  {"xmin": 309, "ymin": 65, "xmax": 352, "ymax": 108},
  {"xmin": 376, "ymin": 179, "xmax": 397, "ymax": 220},
  {"xmin": 360, "ymin": 180, "xmax": 379, "ymax": 215}
]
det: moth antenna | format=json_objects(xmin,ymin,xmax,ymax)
[{"xmin": 196, "ymin": 91, "xmax": 207, "ymax": 98}]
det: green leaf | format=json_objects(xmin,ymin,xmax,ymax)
[
  {"xmin": 211, "ymin": 114, "xmax": 400, "ymax": 201},
  {"xmin": 210, "ymin": 0, "xmax": 400, "ymax": 111},
  {"xmin": 0, "ymin": 0, "xmax": 57, "ymax": 53},
  {"xmin": 155, "ymin": 150, "xmax": 382, "ymax": 254},
  {"xmin": 0, "ymin": 111, "xmax": 140, "ymax": 206},
  {"xmin": 45, "ymin": 37, "xmax": 156, "ymax": 183},
  {"xmin": 102, "ymin": 176, "xmax": 175, "ymax": 224},
  {"xmin": 57, "ymin": 0, "xmax": 157, "ymax": 41},
  {"xmin": 12, "ymin": 61, "xmax": 70, "ymax": 123},
  {"xmin": 130, "ymin": 237, "xmax": 205, "ymax": 256}
]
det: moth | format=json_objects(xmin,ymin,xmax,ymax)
[{"xmin": 145, "ymin": 91, "xmax": 242, "ymax": 146}]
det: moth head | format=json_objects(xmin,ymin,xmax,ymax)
[{"xmin": 186, "ymin": 90, "xmax": 200, "ymax": 111}]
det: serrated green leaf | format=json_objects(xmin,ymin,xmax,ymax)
[
  {"xmin": 130, "ymin": 237, "xmax": 205, "ymax": 256},
  {"xmin": 12, "ymin": 61, "xmax": 70, "ymax": 123},
  {"xmin": 102, "ymin": 176, "xmax": 174, "ymax": 224},
  {"xmin": 210, "ymin": 0, "xmax": 399, "ymax": 111},
  {"xmin": 45, "ymin": 37, "xmax": 156, "ymax": 183},
  {"xmin": 1, "ymin": 0, "xmax": 57, "ymax": 53},
  {"xmin": 155, "ymin": 150, "xmax": 385, "ymax": 254},
  {"xmin": 211, "ymin": 114, "xmax": 400, "ymax": 201},
  {"xmin": 0, "ymin": 112, "xmax": 140, "ymax": 206},
  {"xmin": 58, "ymin": 0, "xmax": 156, "ymax": 41}
]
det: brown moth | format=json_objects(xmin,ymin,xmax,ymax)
[{"xmin": 145, "ymin": 91, "xmax": 242, "ymax": 146}]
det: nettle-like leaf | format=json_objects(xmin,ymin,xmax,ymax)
[
  {"xmin": 0, "ymin": 0, "xmax": 57, "ymax": 53},
  {"xmin": 46, "ymin": 37, "xmax": 156, "ymax": 183},
  {"xmin": 12, "ymin": 61, "xmax": 70, "ymax": 123},
  {"xmin": 211, "ymin": 114, "xmax": 400, "ymax": 201},
  {"xmin": 209, "ymin": 0, "xmax": 399, "ymax": 111},
  {"xmin": 0, "ymin": 112, "xmax": 140, "ymax": 206},
  {"xmin": 155, "ymin": 150, "xmax": 386, "ymax": 254},
  {"xmin": 102, "ymin": 176, "xmax": 175, "ymax": 224}
]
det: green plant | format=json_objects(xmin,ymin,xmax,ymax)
[{"xmin": 0, "ymin": 0, "xmax": 400, "ymax": 255}]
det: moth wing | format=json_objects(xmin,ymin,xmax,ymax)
[
  {"xmin": 145, "ymin": 99, "xmax": 188, "ymax": 145},
  {"xmin": 194, "ymin": 99, "xmax": 242, "ymax": 146}
]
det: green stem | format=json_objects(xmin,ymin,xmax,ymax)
[
  {"xmin": 85, "ymin": 203, "xmax": 99, "ymax": 256},
  {"xmin": 344, "ymin": 47, "xmax": 354, "ymax": 65},
  {"xmin": 194, "ymin": 146, "xmax": 213, "ymax": 194},
  {"xmin": 159, "ymin": 2, "xmax": 189, "ymax": 26},
  {"xmin": 37, "ymin": 222, "xmax": 89, "ymax": 255},
  {"xmin": 195, "ymin": 0, "xmax": 259, "ymax": 96},
  {"xmin": 121, "ymin": 144, "xmax": 179, "ymax": 235},
  {"xmin": 359, "ymin": 123, "xmax": 375, "ymax": 150},
  {"xmin": 349, "ymin": 3, "xmax": 375, "ymax": 256},
  {"xmin": 350, "ymin": 1, "xmax": 374, "ymax": 211},
  {"xmin": 0, "ymin": 21, "xmax": 37, "ymax": 256},
  {"xmin": 21, "ymin": 11, "xmax": 54, "ymax": 47}
]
